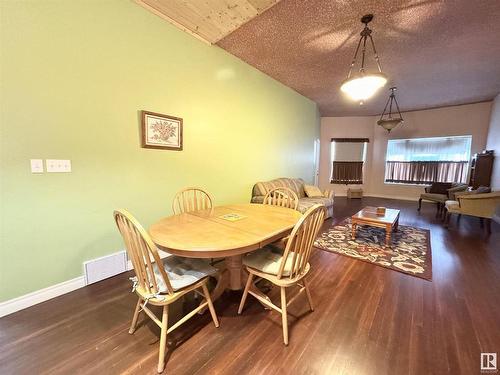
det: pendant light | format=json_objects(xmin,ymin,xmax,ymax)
[
  {"xmin": 377, "ymin": 87, "xmax": 404, "ymax": 132},
  {"xmin": 340, "ymin": 14, "xmax": 387, "ymax": 104}
]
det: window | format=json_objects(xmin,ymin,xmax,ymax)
[
  {"xmin": 384, "ymin": 135, "xmax": 472, "ymax": 185},
  {"xmin": 330, "ymin": 138, "xmax": 368, "ymax": 184}
]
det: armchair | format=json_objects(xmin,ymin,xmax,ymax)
[
  {"xmin": 444, "ymin": 191, "xmax": 500, "ymax": 233},
  {"xmin": 418, "ymin": 182, "xmax": 467, "ymax": 217}
]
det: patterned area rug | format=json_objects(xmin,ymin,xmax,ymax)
[{"xmin": 314, "ymin": 218, "xmax": 432, "ymax": 280}]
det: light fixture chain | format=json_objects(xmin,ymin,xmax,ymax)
[
  {"xmin": 368, "ymin": 34, "xmax": 383, "ymax": 72},
  {"xmin": 360, "ymin": 33, "xmax": 368, "ymax": 72},
  {"xmin": 393, "ymin": 94, "xmax": 402, "ymax": 118},
  {"xmin": 389, "ymin": 93, "xmax": 394, "ymax": 117},
  {"xmin": 379, "ymin": 95, "xmax": 391, "ymax": 121},
  {"xmin": 347, "ymin": 35, "xmax": 364, "ymax": 79}
]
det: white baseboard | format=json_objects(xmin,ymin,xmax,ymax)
[
  {"xmin": 334, "ymin": 193, "xmax": 419, "ymax": 202},
  {"xmin": 0, "ymin": 276, "xmax": 85, "ymax": 318},
  {"xmin": 0, "ymin": 250, "xmax": 174, "ymax": 318},
  {"xmin": 365, "ymin": 194, "xmax": 419, "ymax": 202}
]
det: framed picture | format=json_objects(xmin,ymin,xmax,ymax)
[{"xmin": 141, "ymin": 110, "xmax": 183, "ymax": 150}]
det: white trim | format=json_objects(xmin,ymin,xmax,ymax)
[
  {"xmin": 0, "ymin": 276, "xmax": 85, "ymax": 318},
  {"xmin": 0, "ymin": 250, "xmax": 175, "ymax": 318},
  {"xmin": 365, "ymin": 194, "xmax": 419, "ymax": 202},
  {"xmin": 331, "ymin": 193, "xmax": 418, "ymax": 201}
]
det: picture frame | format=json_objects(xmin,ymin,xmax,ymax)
[{"xmin": 141, "ymin": 110, "xmax": 183, "ymax": 150}]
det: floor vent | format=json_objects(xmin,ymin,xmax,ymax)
[{"xmin": 84, "ymin": 251, "xmax": 127, "ymax": 285}]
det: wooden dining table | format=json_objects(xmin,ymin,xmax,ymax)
[{"xmin": 149, "ymin": 203, "xmax": 302, "ymax": 300}]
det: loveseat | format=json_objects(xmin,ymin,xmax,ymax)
[{"xmin": 251, "ymin": 177, "xmax": 334, "ymax": 218}]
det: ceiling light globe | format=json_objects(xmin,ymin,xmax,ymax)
[
  {"xmin": 377, "ymin": 118, "xmax": 403, "ymax": 132},
  {"xmin": 340, "ymin": 73, "xmax": 387, "ymax": 101}
]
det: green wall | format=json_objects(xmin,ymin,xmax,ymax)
[{"xmin": 0, "ymin": 1, "xmax": 319, "ymax": 301}]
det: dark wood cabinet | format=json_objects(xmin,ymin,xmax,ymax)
[{"xmin": 469, "ymin": 151, "xmax": 494, "ymax": 188}]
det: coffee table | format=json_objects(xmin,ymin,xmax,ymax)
[{"xmin": 351, "ymin": 206, "xmax": 400, "ymax": 247}]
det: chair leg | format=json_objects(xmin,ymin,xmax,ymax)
[
  {"xmin": 201, "ymin": 283, "xmax": 219, "ymax": 328},
  {"xmin": 486, "ymin": 218, "xmax": 492, "ymax": 234},
  {"xmin": 417, "ymin": 198, "xmax": 422, "ymax": 211},
  {"xmin": 280, "ymin": 287, "xmax": 288, "ymax": 346},
  {"xmin": 303, "ymin": 279, "xmax": 314, "ymax": 312},
  {"xmin": 435, "ymin": 203, "xmax": 441, "ymax": 218},
  {"xmin": 238, "ymin": 273, "xmax": 254, "ymax": 314},
  {"xmin": 445, "ymin": 211, "xmax": 451, "ymax": 228},
  {"xmin": 129, "ymin": 297, "xmax": 142, "ymax": 334},
  {"xmin": 157, "ymin": 305, "xmax": 169, "ymax": 373}
]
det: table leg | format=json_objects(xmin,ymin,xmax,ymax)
[
  {"xmin": 385, "ymin": 225, "xmax": 392, "ymax": 247},
  {"xmin": 351, "ymin": 222, "xmax": 357, "ymax": 240}
]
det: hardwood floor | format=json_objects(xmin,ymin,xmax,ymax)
[{"xmin": 1, "ymin": 197, "xmax": 499, "ymax": 375}]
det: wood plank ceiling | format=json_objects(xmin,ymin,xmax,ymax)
[{"xmin": 135, "ymin": 0, "xmax": 281, "ymax": 44}]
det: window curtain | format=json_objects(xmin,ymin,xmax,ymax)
[
  {"xmin": 384, "ymin": 161, "xmax": 469, "ymax": 184},
  {"xmin": 385, "ymin": 136, "xmax": 471, "ymax": 184},
  {"xmin": 330, "ymin": 138, "xmax": 368, "ymax": 185},
  {"xmin": 331, "ymin": 161, "xmax": 364, "ymax": 184}
]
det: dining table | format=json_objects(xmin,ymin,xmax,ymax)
[{"xmin": 149, "ymin": 203, "xmax": 302, "ymax": 300}]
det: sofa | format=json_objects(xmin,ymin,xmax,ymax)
[{"xmin": 251, "ymin": 177, "xmax": 334, "ymax": 218}]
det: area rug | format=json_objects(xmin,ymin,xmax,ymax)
[{"xmin": 314, "ymin": 218, "xmax": 432, "ymax": 280}]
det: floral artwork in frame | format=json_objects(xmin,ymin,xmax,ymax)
[{"xmin": 141, "ymin": 110, "xmax": 183, "ymax": 150}]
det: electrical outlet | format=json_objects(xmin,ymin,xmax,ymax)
[
  {"xmin": 30, "ymin": 159, "xmax": 44, "ymax": 173},
  {"xmin": 46, "ymin": 159, "xmax": 71, "ymax": 173}
]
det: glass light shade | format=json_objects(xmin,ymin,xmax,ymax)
[
  {"xmin": 340, "ymin": 73, "xmax": 388, "ymax": 102},
  {"xmin": 377, "ymin": 118, "xmax": 403, "ymax": 131}
]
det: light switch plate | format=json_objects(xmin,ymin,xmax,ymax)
[
  {"xmin": 30, "ymin": 159, "xmax": 44, "ymax": 173},
  {"xmin": 46, "ymin": 159, "xmax": 71, "ymax": 173}
]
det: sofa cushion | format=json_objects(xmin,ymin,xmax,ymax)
[
  {"xmin": 304, "ymin": 184, "xmax": 323, "ymax": 198},
  {"xmin": 474, "ymin": 186, "xmax": 491, "ymax": 194},
  {"xmin": 445, "ymin": 200, "xmax": 461, "ymax": 213},
  {"xmin": 252, "ymin": 177, "xmax": 306, "ymax": 198},
  {"xmin": 428, "ymin": 182, "xmax": 453, "ymax": 194},
  {"xmin": 297, "ymin": 197, "xmax": 333, "ymax": 214},
  {"xmin": 447, "ymin": 184, "xmax": 468, "ymax": 200},
  {"xmin": 420, "ymin": 192, "xmax": 448, "ymax": 203}
]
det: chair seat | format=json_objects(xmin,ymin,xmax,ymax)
[
  {"xmin": 243, "ymin": 246, "xmax": 303, "ymax": 276},
  {"xmin": 445, "ymin": 200, "xmax": 461, "ymax": 213},
  {"xmin": 152, "ymin": 256, "xmax": 217, "ymax": 292},
  {"xmin": 420, "ymin": 193, "xmax": 448, "ymax": 203}
]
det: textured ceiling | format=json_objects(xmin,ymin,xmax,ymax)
[{"xmin": 217, "ymin": 0, "xmax": 500, "ymax": 116}]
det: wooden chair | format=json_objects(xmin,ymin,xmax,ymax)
[
  {"xmin": 172, "ymin": 187, "xmax": 213, "ymax": 214},
  {"xmin": 114, "ymin": 209, "xmax": 219, "ymax": 373},
  {"xmin": 263, "ymin": 187, "xmax": 299, "ymax": 210},
  {"xmin": 238, "ymin": 204, "xmax": 325, "ymax": 345}
]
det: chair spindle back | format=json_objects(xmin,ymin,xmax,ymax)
[
  {"xmin": 277, "ymin": 204, "xmax": 325, "ymax": 279},
  {"xmin": 172, "ymin": 187, "xmax": 213, "ymax": 215},
  {"xmin": 264, "ymin": 187, "xmax": 299, "ymax": 210}
]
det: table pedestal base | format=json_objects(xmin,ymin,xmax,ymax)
[{"xmin": 207, "ymin": 255, "xmax": 272, "ymax": 310}]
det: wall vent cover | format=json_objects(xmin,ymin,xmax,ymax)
[{"xmin": 84, "ymin": 251, "xmax": 127, "ymax": 285}]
